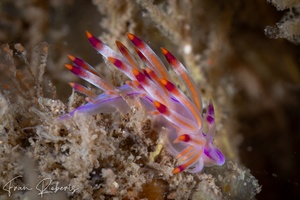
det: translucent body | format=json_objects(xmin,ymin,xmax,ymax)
[{"xmin": 61, "ymin": 32, "xmax": 225, "ymax": 174}]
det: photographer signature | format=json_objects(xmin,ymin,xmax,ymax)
[{"xmin": 2, "ymin": 175, "xmax": 78, "ymax": 197}]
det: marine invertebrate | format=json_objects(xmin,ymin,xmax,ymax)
[{"xmin": 61, "ymin": 31, "xmax": 225, "ymax": 174}]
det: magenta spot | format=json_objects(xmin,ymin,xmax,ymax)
[
  {"xmin": 71, "ymin": 66, "xmax": 82, "ymax": 75},
  {"xmin": 164, "ymin": 51, "xmax": 176, "ymax": 64},
  {"xmin": 178, "ymin": 165, "xmax": 185, "ymax": 172},
  {"xmin": 136, "ymin": 49, "xmax": 146, "ymax": 61},
  {"xmin": 208, "ymin": 103, "xmax": 214, "ymax": 115},
  {"xmin": 89, "ymin": 36, "xmax": 103, "ymax": 50},
  {"xmin": 204, "ymin": 145, "xmax": 225, "ymax": 165},
  {"xmin": 156, "ymin": 102, "xmax": 167, "ymax": 113},
  {"xmin": 113, "ymin": 59, "xmax": 124, "ymax": 69},
  {"xmin": 135, "ymin": 72, "xmax": 146, "ymax": 82},
  {"xmin": 73, "ymin": 57, "xmax": 84, "ymax": 66},
  {"xmin": 130, "ymin": 35, "xmax": 143, "ymax": 48},
  {"xmin": 142, "ymin": 69, "xmax": 151, "ymax": 79},
  {"xmin": 206, "ymin": 115, "xmax": 214, "ymax": 124},
  {"xmin": 181, "ymin": 134, "xmax": 191, "ymax": 142}
]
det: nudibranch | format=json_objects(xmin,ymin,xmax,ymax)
[{"xmin": 61, "ymin": 31, "xmax": 225, "ymax": 174}]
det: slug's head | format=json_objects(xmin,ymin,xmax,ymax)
[{"xmin": 157, "ymin": 100, "xmax": 225, "ymax": 174}]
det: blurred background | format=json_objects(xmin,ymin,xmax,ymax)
[{"xmin": 0, "ymin": 0, "xmax": 299, "ymax": 199}]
